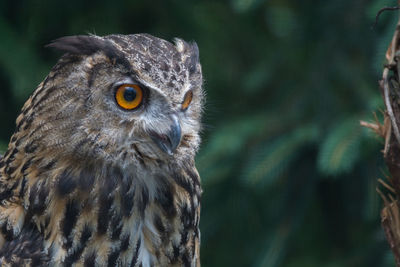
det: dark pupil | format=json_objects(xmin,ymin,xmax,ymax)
[{"xmin": 123, "ymin": 87, "xmax": 137, "ymax": 102}]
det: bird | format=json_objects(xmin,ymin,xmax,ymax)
[{"xmin": 0, "ymin": 34, "xmax": 203, "ymax": 266}]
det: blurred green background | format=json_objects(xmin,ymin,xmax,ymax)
[{"xmin": 0, "ymin": 0, "xmax": 397, "ymax": 266}]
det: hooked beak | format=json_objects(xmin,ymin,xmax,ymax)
[{"xmin": 149, "ymin": 115, "xmax": 182, "ymax": 155}]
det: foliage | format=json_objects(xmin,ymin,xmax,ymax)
[
  {"xmin": 0, "ymin": 140, "xmax": 6, "ymax": 154},
  {"xmin": 0, "ymin": 0, "xmax": 396, "ymax": 266},
  {"xmin": 317, "ymin": 118, "xmax": 363, "ymax": 176}
]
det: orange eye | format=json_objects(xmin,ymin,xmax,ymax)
[
  {"xmin": 115, "ymin": 84, "xmax": 143, "ymax": 110},
  {"xmin": 182, "ymin": 90, "xmax": 193, "ymax": 110}
]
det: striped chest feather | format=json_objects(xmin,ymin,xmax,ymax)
[{"xmin": 0, "ymin": 159, "xmax": 201, "ymax": 267}]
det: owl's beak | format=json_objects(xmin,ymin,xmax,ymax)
[{"xmin": 149, "ymin": 115, "xmax": 182, "ymax": 155}]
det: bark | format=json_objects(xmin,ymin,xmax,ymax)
[{"xmin": 375, "ymin": 4, "xmax": 400, "ymax": 266}]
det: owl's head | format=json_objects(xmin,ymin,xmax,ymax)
[{"xmin": 18, "ymin": 34, "xmax": 203, "ymax": 166}]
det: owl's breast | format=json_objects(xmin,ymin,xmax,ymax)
[{"xmin": 35, "ymin": 161, "xmax": 201, "ymax": 267}]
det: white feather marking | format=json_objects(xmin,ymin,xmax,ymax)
[{"xmin": 138, "ymin": 224, "xmax": 152, "ymax": 267}]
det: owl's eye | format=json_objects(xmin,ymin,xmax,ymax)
[
  {"xmin": 115, "ymin": 84, "xmax": 143, "ymax": 110},
  {"xmin": 182, "ymin": 90, "xmax": 193, "ymax": 111}
]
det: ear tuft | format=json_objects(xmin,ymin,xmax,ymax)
[
  {"xmin": 46, "ymin": 35, "xmax": 110, "ymax": 56},
  {"xmin": 174, "ymin": 38, "xmax": 200, "ymax": 75},
  {"xmin": 46, "ymin": 35, "xmax": 132, "ymax": 70}
]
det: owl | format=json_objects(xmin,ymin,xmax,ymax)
[{"xmin": 0, "ymin": 34, "xmax": 203, "ymax": 266}]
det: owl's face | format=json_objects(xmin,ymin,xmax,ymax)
[{"xmin": 26, "ymin": 34, "xmax": 203, "ymax": 166}]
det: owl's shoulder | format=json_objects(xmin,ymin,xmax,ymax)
[
  {"xmin": 0, "ymin": 223, "xmax": 49, "ymax": 266},
  {"xmin": 0, "ymin": 154, "xmax": 48, "ymax": 265},
  {"xmin": 0, "ymin": 147, "xmax": 30, "ymax": 248}
]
